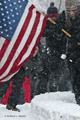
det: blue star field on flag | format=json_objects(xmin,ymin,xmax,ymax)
[{"xmin": 0, "ymin": 0, "xmax": 28, "ymax": 41}]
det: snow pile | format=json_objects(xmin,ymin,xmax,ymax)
[
  {"xmin": 32, "ymin": 91, "xmax": 76, "ymax": 103},
  {"xmin": 31, "ymin": 91, "xmax": 80, "ymax": 120}
]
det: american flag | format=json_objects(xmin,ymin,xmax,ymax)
[{"xmin": 0, "ymin": 0, "xmax": 47, "ymax": 83}]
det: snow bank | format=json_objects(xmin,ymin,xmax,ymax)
[{"xmin": 31, "ymin": 92, "xmax": 80, "ymax": 120}]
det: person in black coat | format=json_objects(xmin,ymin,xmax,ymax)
[
  {"xmin": 42, "ymin": 2, "xmax": 71, "ymax": 92},
  {"xmin": 47, "ymin": 0, "xmax": 80, "ymax": 104},
  {"xmin": 63, "ymin": 0, "xmax": 80, "ymax": 104},
  {"xmin": 22, "ymin": 49, "xmax": 41, "ymax": 99}
]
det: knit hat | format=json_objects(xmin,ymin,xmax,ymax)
[
  {"xmin": 65, "ymin": 0, "xmax": 78, "ymax": 10},
  {"xmin": 50, "ymin": 2, "xmax": 54, "ymax": 6},
  {"xmin": 47, "ymin": 2, "xmax": 58, "ymax": 15}
]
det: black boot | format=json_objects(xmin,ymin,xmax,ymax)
[
  {"xmin": 0, "ymin": 97, "xmax": 3, "ymax": 103},
  {"xmin": 75, "ymin": 93, "xmax": 80, "ymax": 105},
  {"xmin": 76, "ymin": 97, "xmax": 80, "ymax": 105},
  {"xmin": 6, "ymin": 104, "xmax": 20, "ymax": 112}
]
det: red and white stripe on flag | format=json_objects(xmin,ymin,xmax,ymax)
[{"xmin": 0, "ymin": 1, "xmax": 47, "ymax": 83}]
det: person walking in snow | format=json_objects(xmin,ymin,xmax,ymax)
[
  {"xmin": 41, "ymin": 1, "xmax": 72, "ymax": 93},
  {"xmin": 0, "ymin": 66, "xmax": 25, "ymax": 112},
  {"xmin": 6, "ymin": 49, "xmax": 39, "ymax": 111},
  {"xmin": 22, "ymin": 48, "xmax": 41, "ymax": 99},
  {"xmin": 54, "ymin": 0, "xmax": 80, "ymax": 104},
  {"xmin": 42, "ymin": 2, "xmax": 64, "ymax": 92},
  {"xmin": 0, "ymin": 49, "xmax": 39, "ymax": 111},
  {"xmin": 64, "ymin": 0, "xmax": 80, "ymax": 105},
  {"xmin": 6, "ymin": 67, "xmax": 25, "ymax": 112}
]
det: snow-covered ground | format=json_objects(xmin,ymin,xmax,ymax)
[
  {"xmin": 0, "ymin": 103, "xmax": 33, "ymax": 120},
  {"xmin": 1, "ymin": 91, "xmax": 80, "ymax": 120}
]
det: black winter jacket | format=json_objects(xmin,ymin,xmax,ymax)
[
  {"xmin": 43, "ymin": 11, "xmax": 80, "ymax": 66},
  {"xmin": 42, "ymin": 11, "xmax": 80, "ymax": 92},
  {"xmin": 57, "ymin": 11, "xmax": 80, "ymax": 64}
]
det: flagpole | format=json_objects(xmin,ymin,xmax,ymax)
[
  {"xmin": 29, "ymin": 0, "xmax": 71, "ymax": 38},
  {"xmin": 41, "ymin": 11, "xmax": 71, "ymax": 38}
]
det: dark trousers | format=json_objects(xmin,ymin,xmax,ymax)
[
  {"xmin": 7, "ymin": 68, "xmax": 25, "ymax": 107},
  {"xmin": 0, "ymin": 81, "xmax": 10, "ymax": 97}
]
